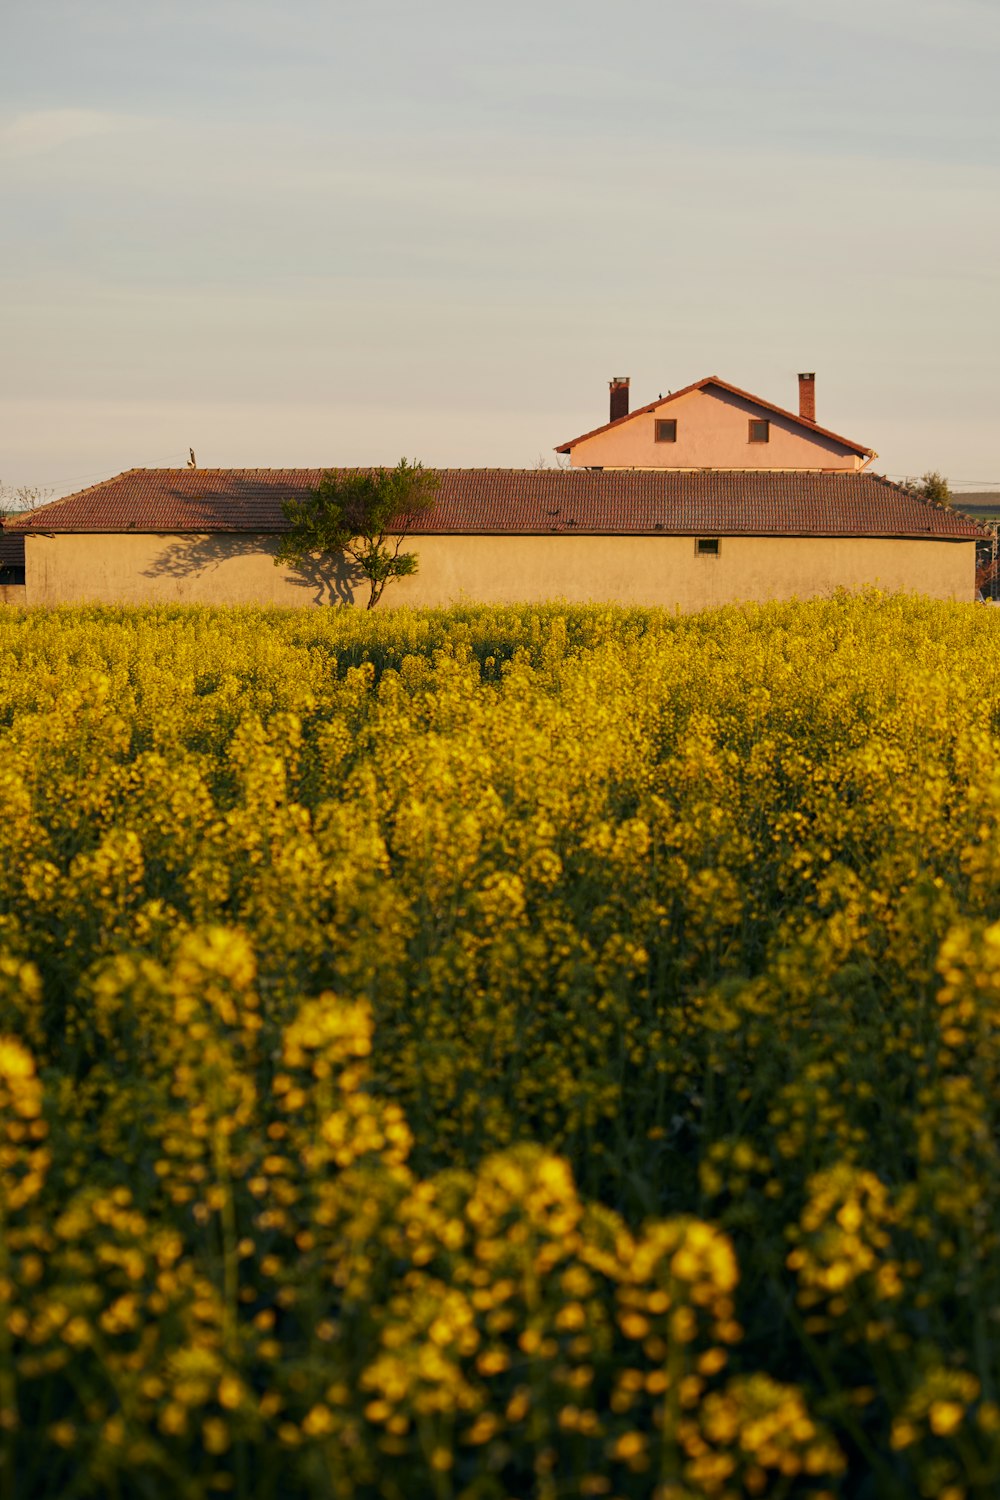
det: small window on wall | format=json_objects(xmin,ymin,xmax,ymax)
[
  {"xmin": 654, "ymin": 419, "xmax": 677, "ymax": 443},
  {"xmin": 748, "ymin": 418, "xmax": 770, "ymax": 443},
  {"xmin": 695, "ymin": 538, "xmax": 720, "ymax": 556}
]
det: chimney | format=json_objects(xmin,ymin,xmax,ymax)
[
  {"xmin": 798, "ymin": 372, "xmax": 816, "ymax": 423},
  {"xmin": 609, "ymin": 376, "xmax": 630, "ymax": 424}
]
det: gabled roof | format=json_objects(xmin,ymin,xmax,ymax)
[
  {"xmin": 555, "ymin": 375, "xmax": 876, "ymax": 457},
  {"xmin": 6, "ymin": 468, "xmax": 984, "ymax": 539}
]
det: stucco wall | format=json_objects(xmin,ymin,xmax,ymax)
[
  {"xmin": 568, "ymin": 386, "xmax": 865, "ymax": 471},
  {"xmin": 23, "ymin": 532, "xmax": 974, "ymax": 611},
  {"xmin": 0, "ymin": 586, "xmax": 26, "ymax": 607}
]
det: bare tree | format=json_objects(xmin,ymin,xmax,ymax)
[{"xmin": 0, "ymin": 481, "xmax": 52, "ymax": 519}]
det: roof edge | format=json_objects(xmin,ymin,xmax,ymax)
[
  {"xmin": 12, "ymin": 526, "xmax": 981, "ymax": 540},
  {"xmin": 3, "ymin": 469, "xmax": 147, "ymax": 530}
]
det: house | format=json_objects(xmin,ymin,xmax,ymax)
[
  {"xmin": 2, "ymin": 462, "xmax": 981, "ymax": 611},
  {"xmin": 557, "ymin": 373, "xmax": 874, "ymax": 472}
]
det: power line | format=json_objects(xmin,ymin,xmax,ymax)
[
  {"xmin": 24, "ymin": 452, "xmax": 191, "ymax": 493},
  {"xmin": 883, "ymin": 474, "xmax": 1000, "ymax": 488}
]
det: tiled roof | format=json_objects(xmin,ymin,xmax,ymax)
[
  {"xmin": 555, "ymin": 376, "xmax": 876, "ymax": 457},
  {"xmin": 6, "ymin": 468, "xmax": 984, "ymax": 540}
]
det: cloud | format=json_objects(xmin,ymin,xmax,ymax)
[{"xmin": 0, "ymin": 109, "xmax": 140, "ymax": 159}]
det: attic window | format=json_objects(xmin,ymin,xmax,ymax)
[
  {"xmin": 695, "ymin": 538, "xmax": 720, "ymax": 556},
  {"xmin": 655, "ymin": 419, "xmax": 677, "ymax": 443},
  {"xmin": 748, "ymin": 419, "xmax": 770, "ymax": 443}
]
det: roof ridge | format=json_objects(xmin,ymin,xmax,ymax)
[
  {"xmin": 27, "ymin": 465, "xmax": 904, "ymax": 483},
  {"xmin": 121, "ymin": 465, "xmax": 911, "ymax": 477}
]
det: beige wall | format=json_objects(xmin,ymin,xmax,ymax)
[
  {"xmin": 0, "ymin": 585, "xmax": 25, "ymax": 607},
  {"xmin": 23, "ymin": 531, "xmax": 974, "ymax": 611},
  {"xmin": 568, "ymin": 386, "xmax": 865, "ymax": 470}
]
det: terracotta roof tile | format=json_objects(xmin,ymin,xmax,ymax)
[
  {"xmin": 554, "ymin": 375, "xmax": 876, "ymax": 457},
  {"xmin": 6, "ymin": 468, "xmax": 984, "ymax": 540}
]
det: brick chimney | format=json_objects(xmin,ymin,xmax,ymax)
[
  {"xmin": 609, "ymin": 376, "xmax": 630, "ymax": 424},
  {"xmin": 798, "ymin": 372, "xmax": 816, "ymax": 423}
]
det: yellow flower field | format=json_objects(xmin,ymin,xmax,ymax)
[{"xmin": 0, "ymin": 594, "xmax": 998, "ymax": 1498}]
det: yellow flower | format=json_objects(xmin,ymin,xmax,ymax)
[
  {"xmin": 612, "ymin": 1431, "xmax": 647, "ymax": 1461},
  {"xmin": 202, "ymin": 1418, "xmax": 230, "ymax": 1455},
  {"xmin": 928, "ymin": 1401, "xmax": 965, "ymax": 1437}
]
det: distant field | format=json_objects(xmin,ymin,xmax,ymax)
[
  {"xmin": 1, "ymin": 597, "xmax": 999, "ymax": 1498},
  {"xmin": 956, "ymin": 492, "xmax": 1000, "ymax": 522}
]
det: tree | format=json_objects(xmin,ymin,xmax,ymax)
[
  {"xmin": 275, "ymin": 459, "xmax": 439, "ymax": 609},
  {"xmin": 0, "ymin": 481, "xmax": 52, "ymax": 519},
  {"xmin": 912, "ymin": 471, "xmax": 952, "ymax": 508}
]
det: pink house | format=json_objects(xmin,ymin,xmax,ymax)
[{"xmin": 556, "ymin": 373, "xmax": 875, "ymax": 472}]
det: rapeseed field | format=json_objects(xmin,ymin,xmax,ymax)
[{"xmin": 0, "ymin": 594, "xmax": 998, "ymax": 1499}]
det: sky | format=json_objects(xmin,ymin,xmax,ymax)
[{"xmin": 1, "ymin": 0, "xmax": 998, "ymax": 497}]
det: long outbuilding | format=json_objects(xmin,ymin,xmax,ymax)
[{"xmin": 2, "ymin": 466, "xmax": 984, "ymax": 610}]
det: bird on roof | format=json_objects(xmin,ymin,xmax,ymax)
[{"xmin": 188, "ymin": 449, "xmax": 197, "ymax": 469}]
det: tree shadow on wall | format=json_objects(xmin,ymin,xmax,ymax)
[{"xmin": 142, "ymin": 534, "xmax": 364, "ymax": 606}]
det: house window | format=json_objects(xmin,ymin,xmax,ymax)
[
  {"xmin": 695, "ymin": 538, "xmax": 720, "ymax": 556},
  {"xmin": 654, "ymin": 419, "xmax": 677, "ymax": 443},
  {"xmin": 748, "ymin": 419, "xmax": 770, "ymax": 443}
]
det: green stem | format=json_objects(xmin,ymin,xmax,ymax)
[
  {"xmin": 0, "ymin": 1206, "xmax": 15, "ymax": 1500},
  {"xmin": 212, "ymin": 1129, "xmax": 247, "ymax": 1500},
  {"xmin": 775, "ymin": 1279, "xmax": 905, "ymax": 1495}
]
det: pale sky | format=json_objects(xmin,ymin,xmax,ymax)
[{"xmin": 2, "ymin": 0, "xmax": 998, "ymax": 497}]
